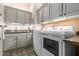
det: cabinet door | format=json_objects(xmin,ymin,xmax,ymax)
[
  {"xmin": 26, "ymin": 33, "xmax": 32, "ymax": 46},
  {"xmin": 37, "ymin": 7, "xmax": 43, "ymax": 23},
  {"xmin": 25, "ymin": 12, "xmax": 32, "ymax": 24},
  {"xmin": 17, "ymin": 33, "xmax": 26, "ymax": 48},
  {"xmin": 64, "ymin": 3, "xmax": 79, "ymax": 16},
  {"xmin": 49, "ymin": 3, "xmax": 62, "ymax": 19},
  {"xmin": 43, "ymin": 4, "xmax": 49, "ymax": 22},
  {"xmin": 17, "ymin": 10, "xmax": 26, "ymax": 24},
  {"xmin": 5, "ymin": 6, "xmax": 16, "ymax": 23},
  {"xmin": 3, "ymin": 34, "xmax": 16, "ymax": 51},
  {"xmin": 0, "ymin": 39, "xmax": 3, "ymax": 55}
]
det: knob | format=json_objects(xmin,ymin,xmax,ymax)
[
  {"xmin": 0, "ymin": 13, "xmax": 2, "ymax": 16},
  {"xmin": 59, "ymin": 14, "xmax": 62, "ymax": 16},
  {"xmin": 64, "ymin": 13, "xmax": 66, "ymax": 15}
]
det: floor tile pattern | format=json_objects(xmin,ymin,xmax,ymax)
[{"xmin": 3, "ymin": 47, "xmax": 36, "ymax": 56}]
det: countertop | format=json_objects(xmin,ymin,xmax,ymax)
[
  {"xmin": 4, "ymin": 30, "xmax": 32, "ymax": 34},
  {"xmin": 64, "ymin": 35, "xmax": 79, "ymax": 46}
]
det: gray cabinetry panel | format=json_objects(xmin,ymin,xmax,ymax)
[
  {"xmin": 5, "ymin": 6, "xmax": 32, "ymax": 24},
  {"xmin": 5, "ymin": 6, "xmax": 16, "ymax": 23},
  {"xmin": 37, "ymin": 7, "xmax": 43, "ymax": 23},
  {"xmin": 3, "ymin": 33, "xmax": 27, "ymax": 51},
  {"xmin": 64, "ymin": 3, "xmax": 79, "ymax": 16},
  {"xmin": 3, "ymin": 34, "xmax": 16, "ymax": 51},
  {"xmin": 49, "ymin": 3, "xmax": 62, "ymax": 19},
  {"xmin": 16, "ymin": 33, "xmax": 26, "ymax": 48},
  {"xmin": 43, "ymin": 4, "xmax": 49, "ymax": 21},
  {"xmin": 26, "ymin": 33, "xmax": 32, "ymax": 46},
  {"xmin": 25, "ymin": 12, "xmax": 32, "ymax": 24},
  {"xmin": 17, "ymin": 10, "xmax": 26, "ymax": 24}
]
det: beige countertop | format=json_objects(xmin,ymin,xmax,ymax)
[{"xmin": 64, "ymin": 35, "xmax": 79, "ymax": 46}]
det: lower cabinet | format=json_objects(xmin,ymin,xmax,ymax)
[
  {"xmin": 3, "ymin": 33, "xmax": 32, "ymax": 51},
  {"xmin": 0, "ymin": 39, "xmax": 3, "ymax": 55},
  {"xmin": 26, "ymin": 33, "xmax": 33, "ymax": 46},
  {"xmin": 16, "ymin": 33, "xmax": 27, "ymax": 48},
  {"xmin": 3, "ymin": 34, "xmax": 16, "ymax": 51}
]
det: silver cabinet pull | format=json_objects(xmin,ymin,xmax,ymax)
[{"xmin": 0, "ymin": 13, "xmax": 2, "ymax": 16}]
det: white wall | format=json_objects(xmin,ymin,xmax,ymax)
[
  {"xmin": 0, "ymin": 4, "xmax": 5, "ymax": 25},
  {"xmin": 34, "ymin": 3, "xmax": 43, "ymax": 10},
  {"xmin": 32, "ymin": 3, "xmax": 43, "ymax": 24},
  {"xmin": 31, "ymin": 3, "xmax": 43, "ymax": 30}
]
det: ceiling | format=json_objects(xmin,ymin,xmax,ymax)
[{"xmin": 4, "ymin": 3, "xmax": 33, "ymax": 12}]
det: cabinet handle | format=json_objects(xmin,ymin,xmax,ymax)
[
  {"xmin": 64, "ymin": 3, "xmax": 67, "ymax": 15},
  {"xmin": 0, "ymin": 13, "xmax": 2, "ymax": 16},
  {"xmin": 64, "ymin": 13, "xmax": 66, "ymax": 15},
  {"xmin": 59, "ymin": 14, "xmax": 62, "ymax": 16}
]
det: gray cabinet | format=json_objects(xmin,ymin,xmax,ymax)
[
  {"xmin": 37, "ymin": 3, "xmax": 62, "ymax": 23},
  {"xmin": 37, "ymin": 3, "xmax": 79, "ymax": 23},
  {"xmin": 0, "ymin": 39, "xmax": 3, "ymax": 55},
  {"xmin": 49, "ymin": 3, "xmax": 62, "ymax": 19},
  {"xmin": 30, "ymin": 18, "xmax": 34, "ymax": 24},
  {"xmin": 25, "ymin": 12, "xmax": 32, "ymax": 24},
  {"xmin": 5, "ymin": 6, "xmax": 32, "ymax": 24},
  {"xmin": 16, "ymin": 10, "xmax": 26, "ymax": 24},
  {"xmin": 16, "ymin": 33, "xmax": 26, "ymax": 48},
  {"xmin": 26, "ymin": 33, "xmax": 32, "ymax": 46},
  {"xmin": 3, "ymin": 33, "xmax": 26, "ymax": 51},
  {"xmin": 3, "ymin": 33, "xmax": 31, "ymax": 51},
  {"xmin": 37, "ymin": 7, "xmax": 43, "ymax": 23},
  {"xmin": 5, "ymin": 6, "xmax": 16, "ymax": 24},
  {"xmin": 43, "ymin": 4, "xmax": 49, "ymax": 22},
  {"xmin": 3, "ymin": 34, "xmax": 16, "ymax": 51},
  {"xmin": 63, "ymin": 3, "xmax": 79, "ymax": 16}
]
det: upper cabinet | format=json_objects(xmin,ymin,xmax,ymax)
[
  {"xmin": 37, "ymin": 3, "xmax": 63, "ymax": 23},
  {"xmin": 4, "ymin": 6, "xmax": 32, "ymax": 24},
  {"xmin": 16, "ymin": 10, "xmax": 26, "ymax": 24},
  {"xmin": 42, "ymin": 4, "xmax": 49, "ymax": 22},
  {"xmin": 49, "ymin": 3, "xmax": 62, "ymax": 19},
  {"xmin": 37, "ymin": 3, "xmax": 79, "ymax": 24},
  {"xmin": 5, "ymin": 6, "xmax": 17, "ymax": 24},
  {"xmin": 25, "ymin": 12, "xmax": 32, "ymax": 24},
  {"xmin": 63, "ymin": 3, "xmax": 79, "ymax": 16},
  {"xmin": 37, "ymin": 6, "xmax": 43, "ymax": 23},
  {"xmin": 30, "ymin": 18, "xmax": 34, "ymax": 24}
]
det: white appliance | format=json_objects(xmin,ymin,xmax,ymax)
[
  {"xmin": 33, "ymin": 30, "xmax": 42, "ymax": 56},
  {"xmin": 42, "ymin": 26, "xmax": 76, "ymax": 56},
  {"xmin": 33, "ymin": 24, "xmax": 43, "ymax": 56}
]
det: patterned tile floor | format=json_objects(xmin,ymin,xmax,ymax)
[{"xmin": 3, "ymin": 47, "xmax": 37, "ymax": 56}]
